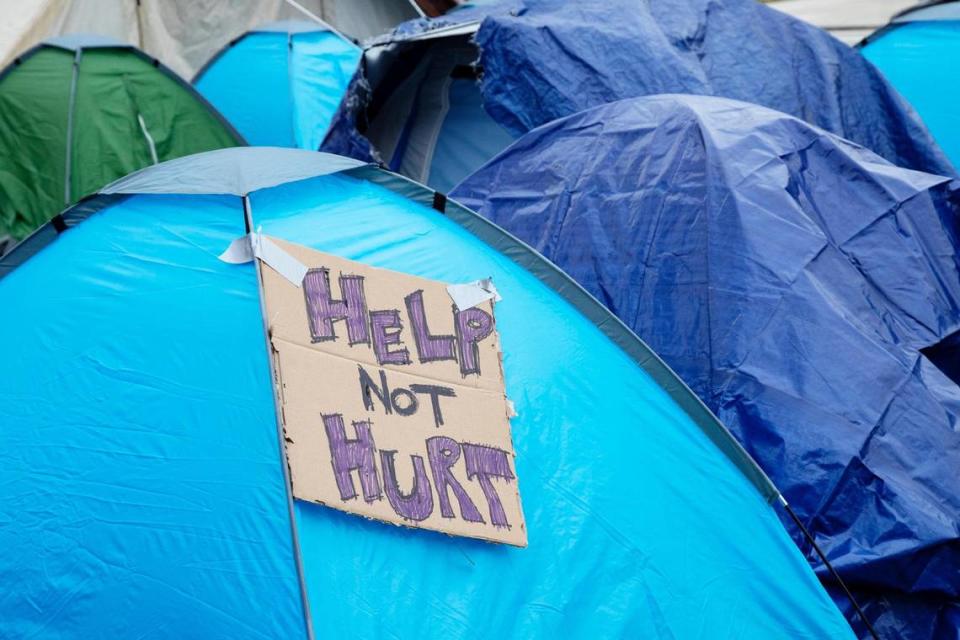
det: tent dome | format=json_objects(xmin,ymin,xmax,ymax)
[
  {"xmin": 0, "ymin": 0, "xmax": 419, "ymax": 79},
  {"xmin": 0, "ymin": 38, "xmax": 242, "ymax": 241},
  {"xmin": 861, "ymin": 0, "xmax": 960, "ymax": 169},
  {"xmin": 452, "ymin": 94, "xmax": 960, "ymax": 640},
  {"xmin": 323, "ymin": 0, "xmax": 955, "ymax": 193},
  {"xmin": 194, "ymin": 21, "xmax": 362, "ymax": 150},
  {"xmin": 0, "ymin": 147, "xmax": 855, "ymax": 638}
]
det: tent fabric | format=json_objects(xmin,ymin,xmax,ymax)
[
  {"xmin": 323, "ymin": 0, "xmax": 955, "ymax": 185},
  {"xmin": 326, "ymin": 27, "xmax": 516, "ymax": 191},
  {"xmin": 194, "ymin": 23, "xmax": 362, "ymax": 149},
  {"xmin": 0, "ymin": 147, "xmax": 855, "ymax": 638},
  {"xmin": 451, "ymin": 94, "xmax": 960, "ymax": 640},
  {"xmin": 768, "ymin": 0, "xmax": 917, "ymax": 44},
  {"xmin": 0, "ymin": 41, "xmax": 242, "ymax": 241},
  {"xmin": 861, "ymin": 5, "xmax": 960, "ymax": 169},
  {"xmin": 0, "ymin": 0, "xmax": 419, "ymax": 80}
]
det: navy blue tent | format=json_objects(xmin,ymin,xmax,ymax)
[
  {"xmin": 452, "ymin": 95, "xmax": 960, "ymax": 640},
  {"xmin": 323, "ymin": 0, "xmax": 955, "ymax": 192}
]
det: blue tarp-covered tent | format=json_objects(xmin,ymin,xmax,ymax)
[
  {"xmin": 862, "ymin": 1, "xmax": 960, "ymax": 169},
  {"xmin": 0, "ymin": 147, "xmax": 856, "ymax": 637},
  {"xmin": 194, "ymin": 21, "xmax": 361, "ymax": 149},
  {"xmin": 323, "ymin": 0, "xmax": 955, "ymax": 193},
  {"xmin": 452, "ymin": 95, "xmax": 960, "ymax": 640}
]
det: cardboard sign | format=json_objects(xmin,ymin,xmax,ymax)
[{"xmin": 259, "ymin": 237, "xmax": 526, "ymax": 547}]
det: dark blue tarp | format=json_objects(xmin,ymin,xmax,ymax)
[
  {"xmin": 323, "ymin": 0, "xmax": 955, "ymax": 178},
  {"xmin": 452, "ymin": 95, "xmax": 960, "ymax": 640}
]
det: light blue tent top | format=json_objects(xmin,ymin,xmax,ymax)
[
  {"xmin": 0, "ymin": 148, "xmax": 854, "ymax": 638},
  {"xmin": 194, "ymin": 21, "xmax": 361, "ymax": 149},
  {"xmin": 862, "ymin": 1, "xmax": 960, "ymax": 167}
]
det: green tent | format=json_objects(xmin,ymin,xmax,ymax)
[{"xmin": 0, "ymin": 35, "xmax": 243, "ymax": 241}]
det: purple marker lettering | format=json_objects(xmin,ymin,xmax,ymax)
[
  {"xmin": 380, "ymin": 450, "xmax": 434, "ymax": 522},
  {"xmin": 405, "ymin": 290, "xmax": 457, "ymax": 363},
  {"xmin": 303, "ymin": 269, "xmax": 369, "ymax": 344},
  {"xmin": 462, "ymin": 442, "xmax": 514, "ymax": 528},
  {"xmin": 426, "ymin": 436, "xmax": 484, "ymax": 523},
  {"xmin": 454, "ymin": 306, "xmax": 494, "ymax": 376},
  {"xmin": 322, "ymin": 414, "xmax": 381, "ymax": 503},
  {"xmin": 370, "ymin": 310, "xmax": 411, "ymax": 366}
]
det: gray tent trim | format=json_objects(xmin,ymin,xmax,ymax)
[
  {"xmin": 859, "ymin": 0, "xmax": 960, "ymax": 45},
  {"xmin": 0, "ymin": 148, "xmax": 780, "ymax": 503}
]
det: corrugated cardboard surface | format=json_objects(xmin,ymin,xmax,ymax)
[{"xmin": 261, "ymin": 237, "xmax": 526, "ymax": 547}]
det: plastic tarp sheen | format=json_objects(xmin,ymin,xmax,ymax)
[
  {"xmin": 323, "ymin": 0, "xmax": 955, "ymax": 181},
  {"xmin": 862, "ymin": 9, "xmax": 960, "ymax": 169},
  {"xmin": 0, "ymin": 0, "xmax": 418, "ymax": 79},
  {"xmin": 451, "ymin": 95, "xmax": 960, "ymax": 640},
  {"xmin": 0, "ymin": 40, "xmax": 242, "ymax": 241},
  {"xmin": 0, "ymin": 147, "xmax": 855, "ymax": 638},
  {"xmin": 194, "ymin": 23, "xmax": 361, "ymax": 149}
]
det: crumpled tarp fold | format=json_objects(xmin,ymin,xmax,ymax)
[
  {"xmin": 452, "ymin": 94, "xmax": 960, "ymax": 640},
  {"xmin": 324, "ymin": 0, "xmax": 955, "ymax": 178}
]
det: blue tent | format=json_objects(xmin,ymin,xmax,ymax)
[
  {"xmin": 0, "ymin": 147, "xmax": 856, "ymax": 638},
  {"xmin": 323, "ymin": 0, "xmax": 955, "ymax": 193},
  {"xmin": 862, "ymin": 1, "xmax": 960, "ymax": 169},
  {"xmin": 452, "ymin": 95, "xmax": 960, "ymax": 640},
  {"xmin": 194, "ymin": 21, "xmax": 361, "ymax": 149}
]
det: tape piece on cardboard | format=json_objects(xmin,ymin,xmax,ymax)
[
  {"xmin": 447, "ymin": 278, "xmax": 502, "ymax": 311},
  {"xmin": 219, "ymin": 232, "xmax": 309, "ymax": 287}
]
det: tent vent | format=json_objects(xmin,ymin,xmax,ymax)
[
  {"xmin": 922, "ymin": 329, "xmax": 960, "ymax": 386},
  {"xmin": 50, "ymin": 214, "xmax": 67, "ymax": 233},
  {"xmin": 432, "ymin": 191, "xmax": 447, "ymax": 213}
]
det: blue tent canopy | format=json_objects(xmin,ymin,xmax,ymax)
[
  {"xmin": 452, "ymin": 95, "xmax": 960, "ymax": 640},
  {"xmin": 194, "ymin": 21, "xmax": 361, "ymax": 149},
  {"xmin": 0, "ymin": 147, "xmax": 856, "ymax": 638},
  {"xmin": 861, "ymin": 1, "xmax": 960, "ymax": 169},
  {"xmin": 323, "ymin": 0, "xmax": 955, "ymax": 193}
]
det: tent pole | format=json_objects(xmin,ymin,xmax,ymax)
[
  {"xmin": 780, "ymin": 498, "xmax": 881, "ymax": 640},
  {"xmin": 281, "ymin": 0, "xmax": 355, "ymax": 46},
  {"xmin": 135, "ymin": 0, "xmax": 144, "ymax": 50},
  {"xmin": 242, "ymin": 195, "xmax": 316, "ymax": 640},
  {"xmin": 64, "ymin": 49, "xmax": 82, "ymax": 205}
]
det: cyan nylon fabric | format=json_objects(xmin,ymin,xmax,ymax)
[
  {"xmin": 195, "ymin": 25, "xmax": 360, "ymax": 149},
  {"xmin": 451, "ymin": 94, "xmax": 960, "ymax": 640},
  {"xmin": 0, "ymin": 194, "xmax": 308, "ymax": 638},
  {"xmin": 0, "ymin": 148, "xmax": 855, "ymax": 638},
  {"xmin": 323, "ymin": 0, "xmax": 955, "ymax": 178},
  {"xmin": 862, "ymin": 20, "xmax": 960, "ymax": 170},
  {"xmin": 248, "ymin": 172, "xmax": 853, "ymax": 639}
]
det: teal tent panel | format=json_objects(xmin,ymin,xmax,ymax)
[
  {"xmin": 0, "ymin": 194, "xmax": 308, "ymax": 637},
  {"xmin": 291, "ymin": 31, "xmax": 362, "ymax": 150},
  {"xmin": 196, "ymin": 28, "xmax": 360, "ymax": 150},
  {"xmin": 863, "ymin": 21, "xmax": 960, "ymax": 168},
  {"xmin": 196, "ymin": 32, "xmax": 295, "ymax": 147},
  {"xmin": 248, "ymin": 174, "xmax": 855, "ymax": 639}
]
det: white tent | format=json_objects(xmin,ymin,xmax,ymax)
[
  {"xmin": 0, "ymin": 0, "xmax": 421, "ymax": 79},
  {"xmin": 769, "ymin": 0, "xmax": 918, "ymax": 44}
]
